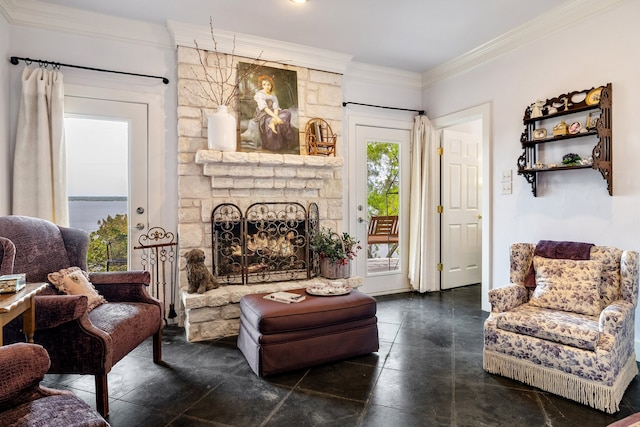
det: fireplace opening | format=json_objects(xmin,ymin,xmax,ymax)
[{"xmin": 211, "ymin": 202, "xmax": 319, "ymax": 285}]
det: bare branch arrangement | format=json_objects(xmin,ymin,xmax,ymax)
[{"xmin": 189, "ymin": 17, "xmax": 265, "ymax": 107}]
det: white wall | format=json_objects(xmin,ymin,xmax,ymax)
[
  {"xmin": 0, "ymin": 21, "xmax": 422, "ymax": 244},
  {"xmin": 423, "ymin": 1, "xmax": 640, "ymax": 342},
  {"xmin": 6, "ymin": 24, "xmax": 179, "ymax": 231},
  {"xmin": 0, "ymin": 13, "xmax": 10, "ymax": 215}
]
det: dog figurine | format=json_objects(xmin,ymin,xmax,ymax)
[{"xmin": 185, "ymin": 249, "xmax": 219, "ymax": 294}]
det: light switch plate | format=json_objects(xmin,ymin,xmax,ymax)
[
  {"xmin": 501, "ymin": 182, "xmax": 512, "ymax": 195},
  {"xmin": 501, "ymin": 169, "xmax": 512, "ymax": 182}
]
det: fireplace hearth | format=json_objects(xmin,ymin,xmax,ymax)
[{"xmin": 212, "ymin": 202, "xmax": 320, "ymax": 285}]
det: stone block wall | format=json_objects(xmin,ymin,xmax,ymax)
[{"xmin": 176, "ymin": 45, "xmax": 346, "ymax": 331}]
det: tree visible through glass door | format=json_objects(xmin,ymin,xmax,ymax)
[
  {"xmin": 367, "ymin": 141, "xmax": 400, "ymax": 273},
  {"xmin": 65, "ymin": 117, "xmax": 129, "ymax": 271}
]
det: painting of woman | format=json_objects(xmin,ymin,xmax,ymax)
[
  {"xmin": 238, "ymin": 63, "xmax": 299, "ymax": 154},
  {"xmin": 253, "ymin": 75, "xmax": 293, "ymax": 151}
]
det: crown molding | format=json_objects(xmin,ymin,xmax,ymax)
[
  {"xmin": 0, "ymin": 0, "xmax": 172, "ymax": 49},
  {"xmin": 167, "ymin": 20, "xmax": 353, "ymax": 75},
  {"xmin": 345, "ymin": 61, "xmax": 422, "ymax": 90},
  {"xmin": 0, "ymin": 0, "xmax": 11, "ymax": 23},
  {"xmin": 422, "ymin": 0, "xmax": 626, "ymax": 88}
]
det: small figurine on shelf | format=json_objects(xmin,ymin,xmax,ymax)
[
  {"xmin": 586, "ymin": 112, "xmax": 599, "ymax": 130},
  {"xmin": 553, "ymin": 121, "xmax": 568, "ymax": 136},
  {"xmin": 530, "ymin": 99, "xmax": 545, "ymax": 118},
  {"xmin": 580, "ymin": 156, "xmax": 593, "ymax": 166}
]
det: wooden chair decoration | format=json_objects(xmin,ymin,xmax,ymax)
[{"xmin": 305, "ymin": 118, "xmax": 337, "ymax": 156}]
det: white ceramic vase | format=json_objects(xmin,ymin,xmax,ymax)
[{"xmin": 207, "ymin": 105, "xmax": 236, "ymax": 151}]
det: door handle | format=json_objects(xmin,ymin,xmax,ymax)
[
  {"xmin": 358, "ymin": 217, "xmax": 365, "ymax": 223},
  {"xmin": 136, "ymin": 223, "xmax": 145, "ymax": 230}
]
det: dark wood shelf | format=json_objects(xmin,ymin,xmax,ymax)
[
  {"xmin": 524, "ymin": 104, "xmax": 601, "ymax": 125},
  {"xmin": 517, "ymin": 83, "xmax": 612, "ymax": 197},
  {"xmin": 522, "ymin": 130, "xmax": 597, "ymax": 145},
  {"xmin": 519, "ymin": 164, "xmax": 592, "ymax": 173}
]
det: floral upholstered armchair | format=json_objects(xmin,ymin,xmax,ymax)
[
  {"xmin": 0, "ymin": 215, "xmax": 163, "ymax": 417},
  {"xmin": 484, "ymin": 242, "xmax": 639, "ymax": 413}
]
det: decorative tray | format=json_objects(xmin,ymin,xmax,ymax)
[{"xmin": 306, "ymin": 282, "xmax": 352, "ymax": 296}]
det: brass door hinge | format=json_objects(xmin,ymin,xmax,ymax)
[
  {"xmin": 437, "ymin": 263, "xmax": 443, "ymax": 271},
  {"xmin": 437, "ymin": 205, "xmax": 443, "ymax": 214},
  {"xmin": 437, "ymin": 147, "xmax": 443, "ymax": 156}
]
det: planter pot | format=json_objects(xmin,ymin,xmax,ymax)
[
  {"xmin": 207, "ymin": 105, "xmax": 237, "ymax": 151},
  {"xmin": 320, "ymin": 258, "xmax": 351, "ymax": 279}
]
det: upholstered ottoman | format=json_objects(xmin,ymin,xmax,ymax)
[{"xmin": 237, "ymin": 288, "xmax": 379, "ymax": 376}]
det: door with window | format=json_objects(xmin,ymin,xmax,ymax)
[
  {"xmin": 351, "ymin": 122, "xmax": 411, "ymax": 295},
  {"xmin": 64, "ymin": 95, "xmax": 148, "ymax": 272}
]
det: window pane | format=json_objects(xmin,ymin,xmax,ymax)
[
  {"xmin": 65, "ymin": 117, "xmax": 129, "ymax": 271},
  {"xmin": 366, "ymin": 140, "xmax": 400, "ymax": 273}
]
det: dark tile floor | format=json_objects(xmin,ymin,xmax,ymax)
[{"xmin": 43, "ymin": 285, "xmax": 640, "ymax": 426}]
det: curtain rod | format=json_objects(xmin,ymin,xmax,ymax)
[
  {"xmin": 342, "ymin": 101, "xmax": 425, "ymax": 116},
  {"xmin": 9, "ymin": 56, "xmax": 169, "ymax": 85}
]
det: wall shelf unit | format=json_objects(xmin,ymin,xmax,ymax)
[{"xmin": 517, "ymin": 83, "xmax": 612, "ymax": 196}]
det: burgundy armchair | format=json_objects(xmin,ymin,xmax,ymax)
[
  {"xmin": 0, "ymin": 215, "xmax": 163, "ymax": 417},
  {"xmin": 0, "ymin": 343, "xmax": 110, "ymax": 426}
]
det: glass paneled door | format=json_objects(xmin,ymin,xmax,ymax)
[
  {"xmin": 351, "ymin": 122, "xmax": 411, "ymax": 295},
  {"xmin": 64, "ymin": 95, "xmax": 148, "ymax": 273}
]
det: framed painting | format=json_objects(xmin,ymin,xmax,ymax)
[{"xmin": 237, "ymin": 63, "xmax": 300, "ymax": 154}]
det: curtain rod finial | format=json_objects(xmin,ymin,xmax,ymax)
[{"xmin": 10, "ymin": 57, "xmax": 19, "ymax": 65}]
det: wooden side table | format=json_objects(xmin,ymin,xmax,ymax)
[{"xmin": 0, "ymin": 282, "xmax": 48, "ymax": 346}]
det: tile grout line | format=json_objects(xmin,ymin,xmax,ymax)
[{"xmin": 258, "ymin": 369, "xmax": 311, "ymax": 427}]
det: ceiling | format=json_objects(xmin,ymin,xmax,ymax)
[{"xmin": 30, "ymin": 0, "xmax": 575, "ymax": 74}]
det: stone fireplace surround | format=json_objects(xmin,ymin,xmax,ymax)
[
  {"xmin": 178, "ymin": 150, "xmax": 355, "ymax": 341},
  {"xmin": 176, "ymin": 46, "xmax": 348, "ymax": 341}
]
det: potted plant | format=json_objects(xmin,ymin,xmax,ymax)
[{"xmin": 310, "ymin": 227, "xmax": 361, "ymax": 279}]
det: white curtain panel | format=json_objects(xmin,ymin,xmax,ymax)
[
  {"xmin": 13, "ymin": 66, "xmax": 69, "ymax": 226},
  {"xmin": 408, "ymin": 115, "xmax": 439, "ymax": 293}
]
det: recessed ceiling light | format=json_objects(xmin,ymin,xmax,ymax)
[{"xmin": 290, "ymin": 0, "xmax": 307, "ymax": 3}]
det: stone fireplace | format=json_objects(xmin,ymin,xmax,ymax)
[
  {"xmin": 211, "ymin": 201, "xmax": 319, "ymax": 285},
  {"xmin": 178, "ymin": 150, "xmax": 361, "ymax": 341},
  {"xmin": 176, "ymin": 46, "xmax": 352, "ymax": 341}
]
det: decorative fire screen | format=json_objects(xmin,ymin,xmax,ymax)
[{"xmin": 211, "ymin": 202, "xmax": 319, "ymax": 285}]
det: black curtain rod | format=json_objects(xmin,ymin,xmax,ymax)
[
  {"xmin": 10, "ymin": 56, "xmax": 169, "ymax": 85},
  {"xmin": 342, "ymin": 101, "xmax": 425, "ymax": 115}
]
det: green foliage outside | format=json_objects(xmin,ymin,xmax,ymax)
[
  {"xmin": 366, "ymin": 141, "xmax": 400, "ymax": 258},
  {"xmin": 367, "ymin": 141, "xmax": 399, "ymax": 218},
  {"xmin": 87, "ymin": 214, "xmax": 128, "ymax": 272}
]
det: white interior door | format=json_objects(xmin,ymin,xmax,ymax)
[
  {"xmin": 441, "ymin": 128, "xmax": 482, "ymax": 289},
  {"xmin": 352, "ymin": 123, "xmax": 411, "ymax": 295},
  {"xmin": 64, "ymin": 95, "xmax": 149, "ymax": 271}
]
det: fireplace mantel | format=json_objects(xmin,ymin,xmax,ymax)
[{"xmin": 196, "ymin": 150, "xmax": 343, "ymax": 173}]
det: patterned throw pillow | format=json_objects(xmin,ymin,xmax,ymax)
[
  {"xmin": 530, "ymin": 256, "xmax": 603, "ymax": 316},
  {"xmin": 47, "ymin": 267, "xmax": 107, "ymax": 311}
]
